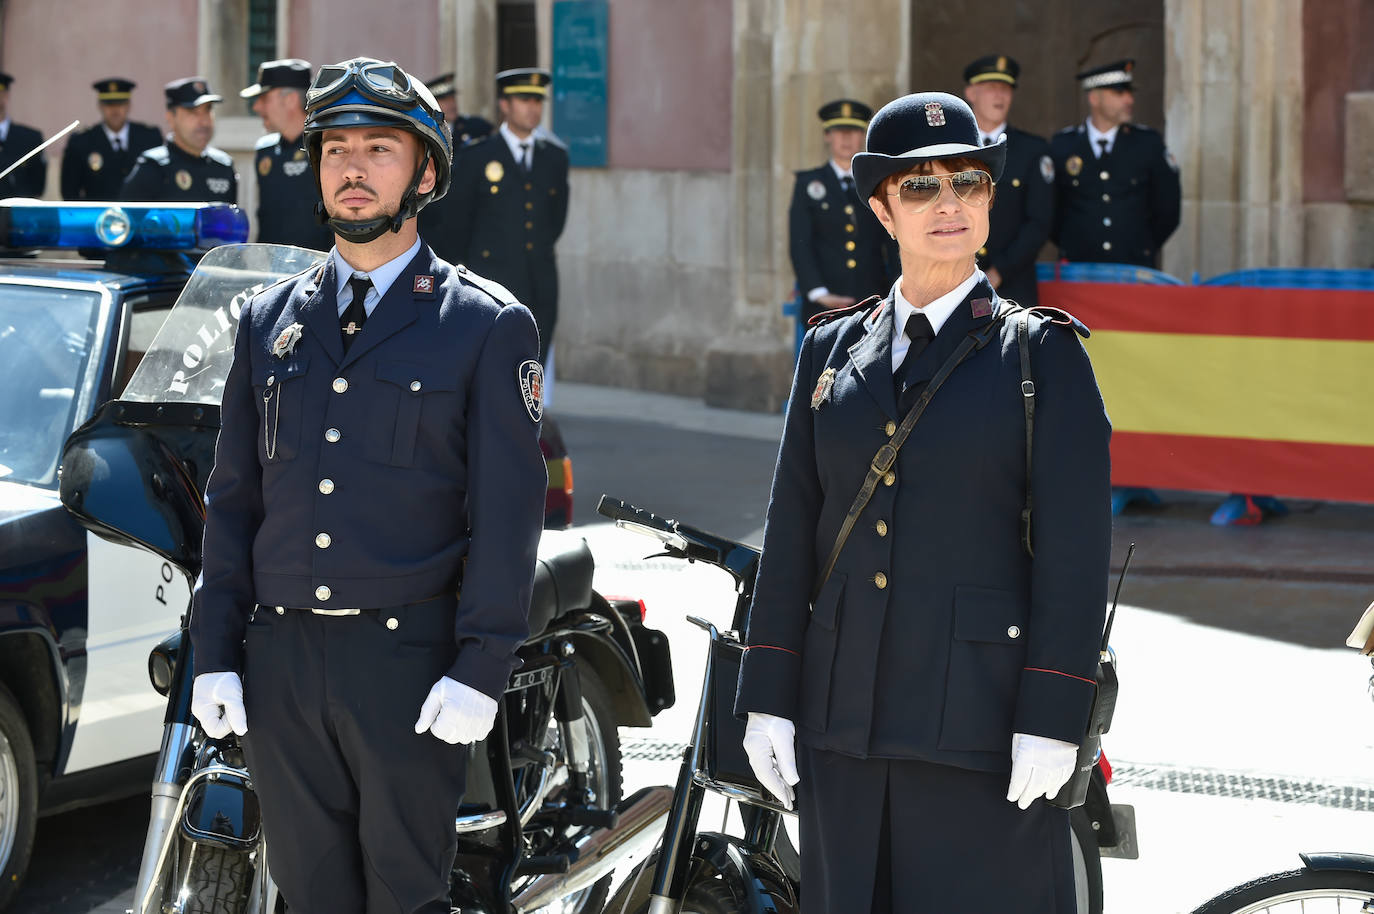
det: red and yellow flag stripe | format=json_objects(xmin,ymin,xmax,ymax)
[{"xmin": 1038, "ymin": 281, "xmax": 1374, "ymax": 503}]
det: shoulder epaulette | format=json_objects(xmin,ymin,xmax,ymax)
[
  {"xmin": 807, "ymin": 293, "xmax": 883, "ymax": 327},
  {"xmin": 141, "ymin": 145, "xmax": 171, "ymax": 165},
  {"xmin": 1054, "ymin": 124, "xmax": 1079, "ymax": 136},
  {"xmin": 255, "ymin": 132, "xmax": 281, "ymax": 152},
  {"xmin": 454, "ymin": 262, "xmax": 520, "ymax": 308},
  {"xmin": 1024, "ymin": 305, "xmax": 1090, "ymax": 338},
  {"xmin": 204, "ymin": 146, "xmax": 235, "ymax": 167}
]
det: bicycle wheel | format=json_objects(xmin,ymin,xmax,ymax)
[{"xmin": 1190, "ymin": 867, "xmax": 1374, "ymax": 913}]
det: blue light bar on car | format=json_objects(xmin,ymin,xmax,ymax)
[{"xmin": 0, "ymin": 201, "xmax": 250, "ymax": 251}]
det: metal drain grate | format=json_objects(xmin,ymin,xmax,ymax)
[{"xmin": 622, "ymin": 737, "xmax": 1374, "ymax": 812}]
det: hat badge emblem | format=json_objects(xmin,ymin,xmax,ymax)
[
  {"xmin": 924, "ymin": 102, "xmax": 946, "ymax": 127},
  {"xmin": 841, "ymin": 102, "xmax": 852, "ymax": 118},
  {"xmin": 107, "ymin": 81, "xmax": 117, "ymax": 92},
  {"xmin": 996, "ymin": 56, "xmax": 1007, "ymax": 72}
]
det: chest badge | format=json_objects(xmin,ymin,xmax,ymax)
[
  {"xmin": 284, "ymin": 160, "xmax": 309, "ymax": 177},
  {"xmin": 807, "ymin": 180, "xmax": 826, "ymax": 201},
  {"xmin": 271, "ymin": 322, "xmax": 304, "ymax": 358},
  {"xmin": 207, "ymin": 177, "xmax": 230, "ymax": 195},
  {"xmin": 258, "ymin": 156, "xmax": 272, "ymax": 176},
  {"xmin": 811, "ymin": 367, "xmax": 837, "ymax": 410},
  {"xmin": 174, "ymin": 169, "xmax": 193, "ymax": 190},
  {"xmin": 413, "ymin": 274, "xmax": 434, "ymax": 294},
  {"xmin": 485, "ymin": 160, "xmax": 504, "ymax": 184},
  {"xmin": 88, "ymin": 151, "xmax": 103, "ymax": 172},
  {"xmin": 1065, "ymin": 155, "xmax": 1082, "ymax": 177},
  {"xmin": 1040, "ymin": 154, "xmax": 1054, "ymax": 183}
]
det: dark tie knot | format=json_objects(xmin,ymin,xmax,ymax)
[
  {"xmin": 1097, "ymin": 138, "xmax": 1110, "ymax": 156},
  {"xmin": 982, "ymin": 135, "xmax": 992, "ymax": 146},
  {"xmin": 904, "ymin": 311, "xmax": 935, "ymax": 346}
]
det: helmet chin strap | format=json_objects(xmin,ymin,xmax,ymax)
[{"xmin": 315, "ymin": 149, "xmax": 435, "ymax": 244}]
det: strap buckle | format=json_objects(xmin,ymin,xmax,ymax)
[
  {"xmin": 871, "ymin": 443, "xmax": 898, "ymax": 475},
  {"xmin": 1021, "ymin": 379, "xmax": 1036, "ymax": 398}
]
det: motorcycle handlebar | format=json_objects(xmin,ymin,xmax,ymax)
[{"xmin": 596, "ymin": 495, "xmax": 759, "ymax": 585}]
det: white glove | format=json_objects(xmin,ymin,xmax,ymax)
[
  {"xmin": 414, "ymin": 676, "xmax": 499, "ymax": 745},
  {"xmin": 742, "ymin": 712, "xmax": 800, "ymax": 810},
  {"xmin": 1006, "ymin": 732, "xmax": 1079, "ymax": 810},
  {"xmin": 191, "ymin": 672, "xmax": 248, "ymax": 739}
]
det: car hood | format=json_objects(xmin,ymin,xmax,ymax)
[{"xmin": 0, "ymin": 480, "xmax": 61, "ymax": 523}]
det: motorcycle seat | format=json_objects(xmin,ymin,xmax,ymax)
[{"xmin": 527, "ymin": 530, "xmax": 595, "ymax": 636}]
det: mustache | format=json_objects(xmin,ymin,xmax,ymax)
[{"xmin": 335, "ymin": 180, "xmax": 378, "ymax": 201}]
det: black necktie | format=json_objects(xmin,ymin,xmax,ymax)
[
  {"xmin": 982, "ymin": 135, "xmax": 992, "ymax": 146},
  {"xmin": 112, "ymin": 136, "xmax": 122, "ymax": 152},
  {"xmin": 841, "ymin": 175, "xmax": 854, "ymax": 196},
  {"xmin": 1097, "ymin": 138, "xmax": 1110, "ymax": 159},
  {"xmin": 894, "ymin": 311, "xmax": 936, "ymax": 399},
  {"xmin": 341, "ymin": 275, "xmax": 371, "ymax": 353},
  {"xmin": 520, "ymin": 142, "xmax": 531, "ymax": 173}
]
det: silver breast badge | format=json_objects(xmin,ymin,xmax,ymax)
[
  {"xmin": 271, "ymin": 322, "xmax": 304, "ymax": 359},
  {"xmin": 811, "ymin": 367, "xmax": 836, "ymax": 410}
]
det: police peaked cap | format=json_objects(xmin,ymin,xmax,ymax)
[
  {"xmin": 1077, "ymin": 59, "xmax": 1134, "ymax": 92},
  {"xmin": 94, "ymin": 78, "xmax": 136, "ymax": 101},
  {"xmin": 851, "ymin": 92, "xmax": 1006, "ymax": 200},
  {"xmin": 818, "ymin": 99, "xmax": 872, "ymax": 130},
  {"xmin": 241, "ymin": 59, "xmax": 313, "ymax": 98},
  {"xmin": 964, "ymin": 55, "xmax": 1019, "ymax": 87},
  {"xmin": 426, "ymin": 73, "xmax": 456, "ymax": 100}
]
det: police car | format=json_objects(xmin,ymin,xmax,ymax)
[{"xmin": 0, "ymin": 201, "xmax": 573, "ymax": 905}]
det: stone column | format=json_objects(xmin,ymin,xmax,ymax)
[
  {"xmin": 1162, "ymin": 0, "xmax": 1304, "ymax": 279},
  {"xmin": 198, "ymin": 0, "xmax": 250, "ymax": 103},
  {"xmin": 707, "ymin": 0, "xmax": 906, "ymax": 411},
  {"xmin": 440, "ymin": 0, "xmax": 499, "ymax": 124}
]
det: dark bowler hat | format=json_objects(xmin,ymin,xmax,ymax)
[
  {"xmin": 1077, "ymin": 59, "xmax": 1134, "ymax": 92},
  {"xmin": 165, "ymin": 77, "xmax": 223, "ymax": 109},
  {"xmin": 240, "ymin": 59, "xmax": 312, "ymax": 99},
  {"xmin": 0, "ymin": 73, "xmax": 14, "ymax": 91},
  {"xmin": 427, "ymin": 73, "xmax": 456, "ymax": 101},
  {"xmin": 852, "ymin": 92, "xmax": 1006, "ymax": 200},
  {"xmin": 964, "ymin": 55, "xmax": 1019, "ymax": 87},
  {"xmin": 818, "ymin": 98, "xmax": 872, "ymax": 131},
  {"xmin": 497, "ymin": 68, "xmax": 551, "ymax": 98},
  {"xmin": 94, "ymin": 78, "xmax": 136, "ymax": 102}
]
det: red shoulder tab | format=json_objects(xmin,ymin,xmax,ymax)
[
  {"xmin": 807, "ymin": 294, "xmax": 884, "ymax": 327},
  {"xmin": 1026, "ymin": 305, "xmax": 1091, "ymax": 339}
]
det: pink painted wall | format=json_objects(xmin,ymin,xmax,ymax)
[
  {"xmin": 2, "ymin": 0, "xmax": 198, "ymax": 182},
  {"xmin": 1303, "ymin": 0, "xmax": 1374, "ymax": 203},
  {"xmin": 286, "ymin": 0, "xmax": 441, "ymax": 83},
  {"xmin": 605, "ymin": 0, "xmax": 732, "ymax": 171}
]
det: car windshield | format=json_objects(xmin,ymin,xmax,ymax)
[
  {"xmin": 122, "ymin": 243, "xmax": 327, "ymax": 406},
  {"xmin": 0, "ymin": 282, "xmax": 104, "ymax": 487}
]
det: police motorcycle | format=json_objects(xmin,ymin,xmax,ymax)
[
  {"xmin": 594, "ymin": 496, "xmax": 1133, "ymax": 914},
  {"xmin": 58, "ymin": 242, "xmax": 677, "ymax": 914}
]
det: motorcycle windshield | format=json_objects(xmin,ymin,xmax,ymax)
[{"xmin": 121, "ymin": 243, "xmax": 327, "ymax": 406}]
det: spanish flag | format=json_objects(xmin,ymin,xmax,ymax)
[{"xmin": 1038, "ymin": 281, "xmax": 1374, "ymax": 503}]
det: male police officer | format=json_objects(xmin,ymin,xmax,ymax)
[
  {"xmin": 242, "ymin": 59, "xmax": 332, "ymax": 249},
  {"xmin": 426, "ymin": 72, "xmax": 492, "ymax": 147},
  {"xmin": 188, "ymin": 57, "xmax": 545, "ymax": 913},
  {"xmin": 122, "ymin": 77, "xmax": 237, "ymax": 203},
  {"xmin": 61, "ymin": 79, "xmax": 162, "ymax": 201},
  {"xmin": 0, "ymin": 73, "xmax": 46, "ymax": 198},
  {"xmin": 1050, "ymin": 60, "xmax": 1180, "ymax": 267},
  {"xmin": 963, "ymin": 55, "xmax": 1054, "ymax": 305},
  {"xmin": 430, "ymin": 68, "xmax": 569, "ymax": 363},
  {"xmin": 788, "ymin": 99, "xmax": 896, "ymax": 323}
]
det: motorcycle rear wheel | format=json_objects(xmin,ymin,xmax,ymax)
[
  {"xmin": 164, "ymin": 838, "xmax": 253, "ymax": 914},
  {"xmin": 1190, "ymin": 868, "xmax": 1374, "ymax": 913}
]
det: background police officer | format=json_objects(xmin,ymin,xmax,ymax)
[
  {"xmin": 789, "ymin": 99, "xmax": 897, "ymax": 323},
  {"xmin": 189, "ymin": 56, "xmax": 546, "ymax": 913},
  {"xmin": 426, "ymin": 72, "xmax": 492, "ymax": 147},
  {"xmin": 963, "ymin": 55, "xmax": 1054, "ymax": 305},
  {"xmin": 242, "ymin": 58, "xmax": 332, "ymax": 250},
  {"xmin": 1049, "ymin": 59, "xmax": 1181, "ymax": 267},
  {"xmin": 61, "ymin": 79, "xmax": 162, "ymax": 201},
  {"xmin": 122, "ymin": 77, "xmax": 238, "ymax": 203},
  {"xmin": 0, "ymin": 73, "xmax": 46, "ymax": 198},
  {"xmin": 428, "ymin": 68, "xmax": 569, "ymax": 364}
]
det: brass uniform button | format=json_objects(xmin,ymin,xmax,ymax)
[
  {"xmin": 844, "ymin": 204, "xmax": 854, "ymax": 215},
  {"xmin": 875, "ymin": 520, "xmax": 888, "ymax": 537},
  {"xmin": 1007, "ymin": 625, "xmax": 1021, "ymax": 639},
  {"xmin": 1102, "ymin": 193, "xmax": 1111, "ymax": 203},
  {"xmin": 489, "ymin": 185, "xmax": 499, "ymax": 195},
  {"xmin": 885, "ymin": 420, "xmax": 896, "ymax": 436},
  {"xmin": 525, "ymin": 221, "xmax": 534, "ymax": 230},
  {"xmin": 318, "ymin": 478, "xmax": 335, "ymax": 494},
  {"xmin": 332, "ymin": 377, "xmax": 348, "ymax": 394},
  {"xmin": 846, "ymin": 259, "xmax": 857, "ymax": 269},
  {"xmin": 275, "ymin": 606, "xmax": 285, "ymax": 615},
  {"xmin": 883, "ymin": 471, "xmax": 895, "ymax": 486},
  {"xmin": 525, "ymin": 202, "xmax": 534, "ymax": 211},
  {"xmin": 315, "ymin": 533, "xmax": 332, "ymax": 549},
  {"xmin": 266, "ymin": 375, "xmax": 276, "ymax": 387},
  {"xmin": 386, "ymin": 617, "xmax": 399, "ymax": 631},
  {"xmin": 525, "ymin": 182, "xmax": 533, "ymax": 191},
  {"xmin": 315, "ymin": 585, "xmax": 331, "ymax": 601},
  {"xmin": 1011, "ymin": 178, "xmax": 1020, "ymax": 187},
  {"xmin": 410, "ymin": 380, "xmax": 422, "ymax": 392},
  {"xmin": 526, "ymin": 242, "xmax": 534, "ymax": 251},
  {"xmin": 874, "ymin": 572, "xmax": 888, "ymax": 589},
  {"xmin": 325, "ymin": 428, "xmax": 341, "ymax": 443},
  {"xmin": 1099, "ymin": 171, "xmax": 1110, "ymax": 181},
  {"xmin": 845, "ymin": 223, "xmax": 854, "ymax": 233},
  {"xmin": 845, "ymin": 240, "xmax": 856, "ymax": 251},
  {"xmin": 1103, "ymin": 241, "xmax": 1112, "ymax": 251}
]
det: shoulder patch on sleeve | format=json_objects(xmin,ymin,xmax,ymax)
[{"xmin": 518, "ymin": 359, "xmax": 544, "ymax": 422}]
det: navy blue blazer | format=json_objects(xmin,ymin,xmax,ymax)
[
  {"xmin": 192, "ymin": 244, "xmax": 547, "ymax": 700},
  {"xmin": 736, "ymin": 280, "xmax": 1112, "ymax": 773}
]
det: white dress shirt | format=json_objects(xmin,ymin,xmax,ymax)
[
  {"xmin": 103, "ymin": 124, "xmax": 130, "ymax": 151},
  {"xmin": 979, "ymin": 122, "xmax": 1007, "ymax": 147},
  {"xmin": 1085, "ymin": 118, "xmax": 1120, "ymax": 157},
  {"xmin": 890, "ymin": 269, "xmax": 985, "ymax": 372},
  {"xmin": 500, "ymin": 122, "xmax": 534, "ymax": 171}
]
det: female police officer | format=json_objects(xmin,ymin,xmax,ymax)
[
  {"xmin": 188, "ymin": 58, "xmax": 546, "ymax": 913},
  {"xmin": 735, "ymin": 92, "xmax": 1112, "ymax": 912}
]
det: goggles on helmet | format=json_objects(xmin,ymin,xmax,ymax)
[{"xmin": 307, "ymin": 60, "xmax": 442, "ymax": 124}]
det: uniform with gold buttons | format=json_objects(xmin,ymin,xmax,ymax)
[
  {"xmin": 121, "ymin": 78, "xmax": 237, "ymax": 204},
  {"xmin": 1049, "ymin": 60, "xmax": 1180, "ymax": 267},
  {"xmin": 242, "ymin": 59, "xmax": 332, "ymax": 250},
  {"xmin": 60, "ymin": 78, "xmax": 163, "ymax": 201}
]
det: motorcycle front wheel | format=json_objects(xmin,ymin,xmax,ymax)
[
  {"xmin": 604, "ymin": 850, "xmax": 799, "ymax": 914},
  {"xmin": 163, "ymin": 838, "xmax": 253, "ymax": 914},
  {"xmin": 1190, "ymin": 868, "xmax": 1374, "ymax": 913}
]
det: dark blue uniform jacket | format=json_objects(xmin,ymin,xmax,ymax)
[
  {"xmin": 736, "ymin": 280, "xmax": 1112, "ymax": 773},
  {"xmin": 192, "ymin": 245, "xmax": 547, "ymax": 700},
  {"xmin": 788, "ymin": 164, "xmax": 896, "ymax": 318}
]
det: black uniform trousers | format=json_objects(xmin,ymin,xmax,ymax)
[
  {"xmin": 797, "ymin": 745, "xmax": 1075, "ymax": 914},
  {"xmin": 242, "ymin": 595, "xmax": 469, "ymax": 914}
]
